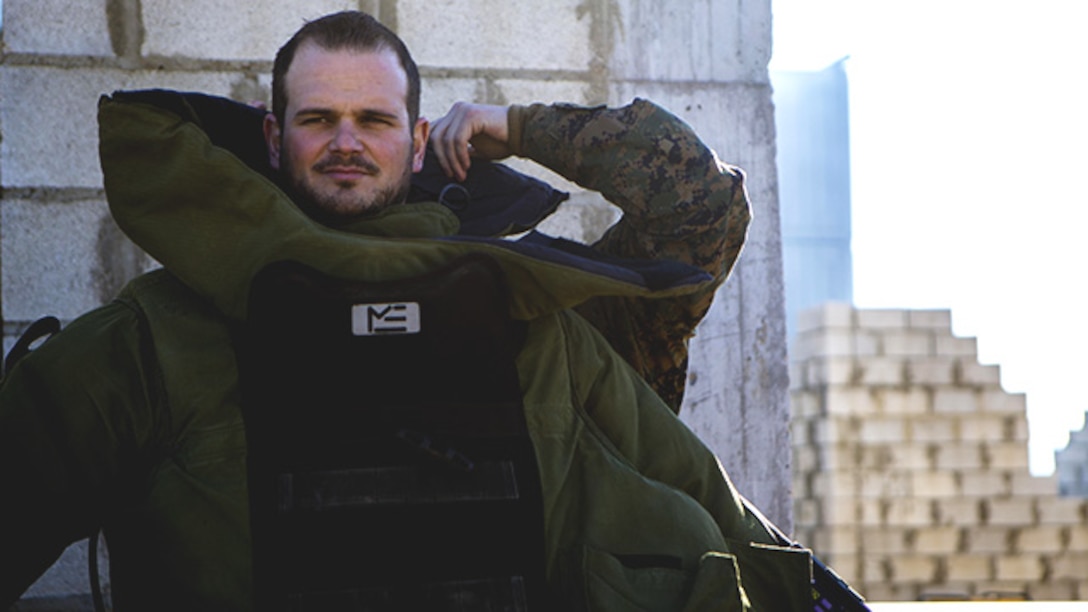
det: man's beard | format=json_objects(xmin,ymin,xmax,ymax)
[{"xmin": 281, "ymin": 150, "xmax": 413, "ymax": 227}]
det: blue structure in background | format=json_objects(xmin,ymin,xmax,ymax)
[{"xmin": 772, "ymin": 59, "xmax": 854, "ymax": 343}]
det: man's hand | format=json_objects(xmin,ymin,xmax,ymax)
[{"xmin": 429, "ymin": 102, "xmax": 511, "ymax": 182}]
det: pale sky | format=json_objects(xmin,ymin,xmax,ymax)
[{"xmin": 771, "ymin": 0, "xmax": 1088, "ymax": 475}]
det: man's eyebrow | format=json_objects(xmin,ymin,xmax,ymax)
[
  {"xmin": 292, "ymin": 107, "xmax": 336, "ymax": 118},
  {"xmin": 355, "ymin": 108, "xmax": 401, "ymax": 122}
]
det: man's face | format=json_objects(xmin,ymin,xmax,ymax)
[{"xmin": 264, "ymin": 43, "xmax": 429, "ymax": 225}]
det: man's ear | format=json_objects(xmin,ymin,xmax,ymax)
[
  {"xmin": 263, "ymin": 113, "xmax": 282, "ymax": 171},
  {"xmin": 411, "ymin": 117, "xmax": 431, "ymax": 173}
]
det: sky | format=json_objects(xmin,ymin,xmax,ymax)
[{"xmin": 770, "ymin": 0, "xmax": 1088, "ymax": 475}]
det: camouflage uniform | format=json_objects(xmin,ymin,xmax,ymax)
[{"xmin": 509, "ymin": 100, "xmax": 752, "ymax": 411}]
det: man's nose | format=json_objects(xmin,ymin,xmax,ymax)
[{"xmin": 329, "ymin": 122, "xmax": 364, "ymax": 153}]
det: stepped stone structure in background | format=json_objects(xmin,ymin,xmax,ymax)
[
  {"xmin": 1056, "ymin": 413, "xmax": 1088, "ymax": 498},
  {"xmin": 791, "ymin": 302, "xmax": 1088, "ymax": 601}
]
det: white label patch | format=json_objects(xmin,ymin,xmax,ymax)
[{"xmin": 351, "ymin": 302, "xmax": 421, "ymax": 336}]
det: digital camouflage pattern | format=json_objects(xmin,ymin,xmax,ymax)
[{"xmin": 509, "ymin": 100, "xmax": 752, "ymax": 411}]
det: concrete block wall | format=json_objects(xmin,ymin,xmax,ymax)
[
  {"xmin": 791, "ymin": 303, "xmax": 1088, "ymax": 601},
  {"xmin": 2, "ymin": 0, "xmax": 788, "ymax": 606}
]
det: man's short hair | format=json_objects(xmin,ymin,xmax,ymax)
[{"xmin": 271, "ymin": 11, "xmax": 421, "ymax": 128}]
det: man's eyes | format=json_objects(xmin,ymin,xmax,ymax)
[{"xmin": 298, "ymin": 115, "xmax": 393, "ymax": 127}]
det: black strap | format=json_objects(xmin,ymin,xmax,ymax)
[{"xmin": 3, "ymin": 316, "xmax": 60, "ymax": 377}]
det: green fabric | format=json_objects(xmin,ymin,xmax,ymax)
[
  {"xmin": 98, "ymin": 97, "xmax": 708, "ymax": 325},
  {"xmin": 1, "ymin": 95, "xmax": 810, "ymax": 611}
]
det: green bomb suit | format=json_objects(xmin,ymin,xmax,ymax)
[{"xmin": 0, "ymin": 92, "xmax": 812, "ymax": 611}]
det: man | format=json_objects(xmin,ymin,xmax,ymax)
[{"xmin": 0, "ymin": 11, "xmax": 810, "ymax": 611}]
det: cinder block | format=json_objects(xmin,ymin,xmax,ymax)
[
  {"xmin": 858, "ymin": 499, "xmax": 884, "ymax": 526},
  {"xmin": 973, "ymin": 581, "xmax": 1031, "ymax": 600},
  {"xmin": 1006, "ymin": 415, "xmax": 1030, "ymax": 442},
  {"xmin": 853, "ymin": 331, "xmax": 880, "ymax": 357},
  {"xmin": 907, "ymin": 358, "xmax": 956, "ymax": 386},
  {"xmin": 933, "ymin": 388, "xmax": 978, "ymax": 414},
  {"xmin": 792, "ymin": 472, "xmax": 809, "ymax": 500},
  {"xmin": 935, "ymin": 498, "xmax": 983, "ymax": 526},
  {"xmin": 855, "ymin": 308, "xmax": 908, "ymax": 330},
  {"xmin": 910, "ymin": 418, "xmax": 957, "ymax": 443},
  {"xmin": 794, "ymin": 445, "xmax": 818, "ymax": 472},
  {"xmin": 1, "ymin": 66, "xmax": 236, "ymax": 189},
  {"xmin": 885, "ymin": 444, "xmax": 932, "ymax": 470},
  {"xmin": 813, "ymin": 417, "xmax": 856, "ymax": 444},
  {"xmin": 1027, "ymin": 580, "xmax": 1077, "ymax": 602},
  {"xmin": 1051, "ymin": 552, "xmax": 1088, "ymax": 581},
  {"xmin": 1, "ymin": 199, "xmax": 144, "ymax": 321},
  {"xmin": 945, "ymin": 554, "xmax": 993, "ymax": 581},
  {"xmin": 2, "ymin": 0, "xmax": 114, "ymax": 55},
  {"xmin": 794, "ymin": 499, "xmax": 819, "ymax": 527},
  {"xmin": 981, "ymin": 391, "xmax": 1027, "ymax": 415},
  {"xmin": 491, "ymin": 79, "xmax": 593, "ymax": 114},
  {"xmin": 878, "ymin": 388, "xmax": 929, "ymax": 416},
  {"xmin": 886, "ymin": 499, "xmax": 934, "ymax": 527},
  {"xmin": 789, "ymin": 418, "xmax": 810, "ymax": 445},
  {"xmin": 534, "ymin": 196, "xmax": 619, "ymax": 244},
  {"xmin": 822, "ymin": 553, "xmax": 861, "ymax": 584},
  {"xmin": 824, "ymin": 388, "xmax": 875, "ymax": 417},
  {"xmin": 919, "ymin": 583, "xmax": 975, "ymax": 601},
  {"xmin": 995, "ymin": 555, "xmax": 1044, "ymax": 581},
  {"xmin": 958, "ymin": 470, "xmax": 1008, "ymax": 497},
  {"xmin": 141, "ymin": 0, "xmax": 355, "ymax": 61},
  {"xmin": 1010, "ymin": 473, "xmax": 1058, "ymax": 497},
  {"xmin": 400, "ymin": 0, "xmax": 592, "ymax": 72},
  {"xmin": 857, "ymin": 358, "xmax": 905, "ymax": 386},
  {"xmin": 957, "ymin": 362, "xmax": 1002, "ymax": 386},
  {"xmin": 788, "ymin": 360, "xmax": 805, "ymax": 390},
  {"xmin": 1068, "ymin": 525, "xmax": 1088, "ymax": 550},
  {"xmin": 803, "ymin": 329, "xmax": 857, "ymax": 359},
  {"xmin": 957, "ymin": 415, "xmax": 1006, "ymax": 442},
  {"xmin": 858, "ymin": 417, "xmax": 907, "ymax": 444},
  {"xmin": 913, "ymin": 526, "xmax": 961, "ymax": 554},
  {"xmin": 806, "ymin": 357, "xmax": 855, "ymax": 386},
  {"xmin": 811, "ymin": 470, "xmax": 857, "ymax": 498},
  {"xmin": 1015, "ymin": 525, "xmax": 1065, "ymax": 554},
  {"xmin": 1037, "ymin": 498, "xmax": 1085, "ymax": 525},
  {"xmin": 820, "ymin": 445, "xmax": 858, "ymax": 471},
  {"xmin": 935, "ymin": 443, "xmax": 984, "ymax": 471},
  {"xmin": 987, "ymin": 498, "xmax": 1035, "ymax": 527},
  {"xmin": 910, "ymin": 471, "xmax": 959, "ymax": 498},
  {"xmin": 882, "ymin": 331, "xmax": 933, "ymax": 357},
  {"xmin": 608, "ymin": 0, "xmax": 770, "ymax": 82},
  {"xmin": 790, "ymin": 391, "xmax": 821, "ymax": 418},
  {"xmin": 986, "ymin": 442, "xmax": 1030, "ymax": 470},
  {"xmin": 908, "ymin": 309, "xmax": 952, "ymax": 331},
  {"xmin": 812, "ymin": 526, "xmax": 859, "ymax": 556},
  {"xmin": 796, "ymin": 302, "xmax": 854, "ymax": 334},
  {"xmin": 860, "ymin": 527, "xmax": 908, "ymax": 555},
  {"xmin": 821, "ymin": 498, "xmax": 860, "ymax": 526},
  {"xmin": 857, "ymin": 444, "xmax": 897, "ymax": 471},
  {"xmin": 859, "ymin": 470, "xmax": 912, "ymax": 498},
  {"xmin": 889, "ymin": 554, "xmax": 938, "ymax": 582},
  {"xmin": 965, "ymin": 526, "xmax": 1013, "ymax": 554},
  {"xmin": 935, "ymin": 335, "xmax": 977, "ymax": 357}
]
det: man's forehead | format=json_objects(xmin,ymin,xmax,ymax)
[
  {"xmin": 282, "ymin": 43, "xmax": 409, "ymax": 115},
  {"xmin": 286, "ymin": 42, "xmax": 403, "ymax": 82}
]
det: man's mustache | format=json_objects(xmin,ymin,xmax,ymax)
[{"xmin": 313, "ymin": 155, "xmax": 380, "ymax": 174}]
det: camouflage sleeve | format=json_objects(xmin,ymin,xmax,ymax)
[{"xmin": 508, "ymin": 99, "xmax": 751, "ymax": 412}]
